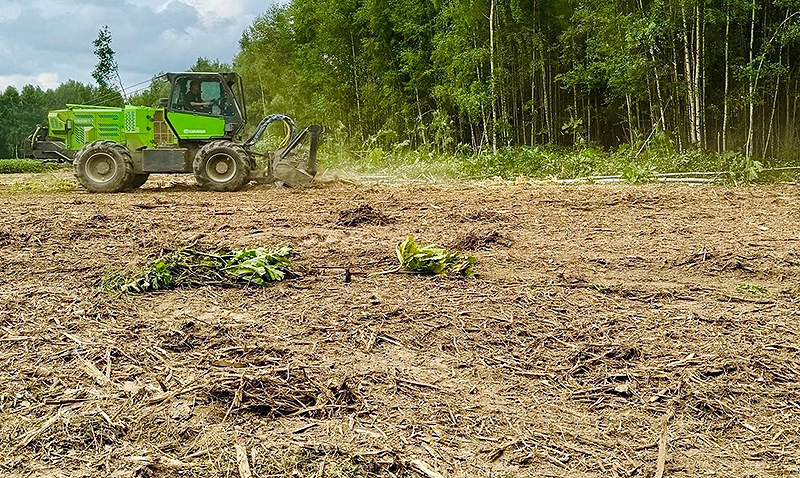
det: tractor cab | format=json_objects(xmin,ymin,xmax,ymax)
[{"xmin": 163, "ymin": 72, "xmax": 246, "ymax": 141}]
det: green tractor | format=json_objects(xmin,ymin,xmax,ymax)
[{"xmin": 25, "ymin": 72, "xmax": 321, "ymax": 192}]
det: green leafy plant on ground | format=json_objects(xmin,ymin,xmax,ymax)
[
  {"xmin": 621, "ymin": 163, "xmax": 657, "ymax": 183},
  {"xmin": 589, "ymin": 282, "xmax": 613, "ymax": 293},
  {"xmin": 736, "ymin": 283, "xmax": 768, "ymax": 295},
  {"xmin": 102, "ymin": 246, "xmax": 294, "ymax": 293},
  {"xmin": 727, "ymin": 154, "xmax": 765, "ymax": 183},
  {"xmin": 396, "ymin": 236, "xmax": 476, "ymax": 277}
]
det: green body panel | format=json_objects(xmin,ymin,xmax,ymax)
[
  {"xmin": 124, "ymin": 106, "xmax": 156, "ymax": 150},
  {"xmin": 48, "ymin": 105, "xmax": 125, "ymax": 149},
  {"xmin": 48, "ymin": 106, "xmax": 229, "ymax": 148},
  {"xmin": 166, "ymin": 111, "xmax": 226, "ymax": 140},
  {"xmin": 46, "ymin": 105, "xmax": 177, "ymax": 152}
]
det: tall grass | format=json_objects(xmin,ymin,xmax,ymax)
[
  {"xmin": 0, "ymin": 159, "xmax": 68, "ymax": 174},
  {"xmin": 319, "ymin": 130, "xmax": 799, "ymax": 183}
]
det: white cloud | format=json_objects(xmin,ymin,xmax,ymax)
[
  {"xmin": 127, "ymin": 0, "xmax": 257, "ymax": 24},
  {"xmin": 0, "ymin": 0, "xmax": 281, "ymax": 91},
  {"xmin": 0, "ymin": 72, "xmax": 60, "ymax": 91},
  {"xmin": 30, "ymin": 0, "xmax": 73, "ymax": 19},
  {"xmin": 0, "ymin": 3, "xmax": 22, "ymax": 22},
  {"xmin": 36, "ymin": 72, "xmax": 61, "ymax": 89},
  {"xmin": 180, "ymin": 0, "xmax": 252, "ymax": 20}
]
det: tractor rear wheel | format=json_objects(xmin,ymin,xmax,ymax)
[
  {"xmin": 193, "ymin": 140, "xmax": 251, "ymax": 192},
  {"xmin": 73, "ymin": 141, "xmax": 134, "ymax": 193}
]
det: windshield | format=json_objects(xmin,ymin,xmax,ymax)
[{"xmin": 170, "ymin": 76, "xmax": 233, "ymax": 117}]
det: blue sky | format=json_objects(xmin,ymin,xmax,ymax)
[{"xmin": 0, "ymin": 0, "xmax": 281, "ymax": 93}]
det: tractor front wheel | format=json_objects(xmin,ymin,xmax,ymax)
[
  {"xmin": 73, "ymin": 141, "xmax": 134, "ymax": 193},
  {"xmin": 193, "ymin": 141, "xmax": 251, "ymax": 192}
]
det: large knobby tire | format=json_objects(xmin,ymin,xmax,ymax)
[
  {"xmin": 73, "ymin": 140, "xmax": 135, "ymax": 193},
  {"xmin": 124, "ymin": 174, "xmax": 150, "ymax": 191},
  {"xmin": 193, "ymin": 140, "xmax": 251, "ymax": 192}
]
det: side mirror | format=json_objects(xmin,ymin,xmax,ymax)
[{"xmin": 158, "ymin": 98, "xmax": 168, "ymax": 107}]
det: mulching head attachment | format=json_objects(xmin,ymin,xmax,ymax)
[{"xmin": 246, "ymin": 115, "xmax": 322, "ymax": 187}]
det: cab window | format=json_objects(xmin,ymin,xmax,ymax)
[{"xmin": 171, "ymin": 78, "xmax": 224, "ymax": 115}]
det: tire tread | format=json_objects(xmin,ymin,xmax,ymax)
[
  {"xmin": 73, "ymin": 140, "xmax": 134, "ymax": 193},
  {"xmin": 193, "ymin": 140, "xmax": 250, "ymax": 192}
]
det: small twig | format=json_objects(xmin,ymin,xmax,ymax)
[
  {"xmin": 17, "ymin": 412, "xmax": 61, "ymax": 449},
  {"xmin": 378, "ymin": 335, "xmax": 403, "ymax": 347},
  {"xmin": 78, "ymin": 356, "xmax": 115, "ymax": 388},
  {"xmin": 148, "ymin": 376, "xmax": 204, "ymax": 405},
  {"xmin": 653, "ymin": 410, "xmax": 675, "ymax": 478},
  {"xmin": 62, "ymin": 331, "xmax": 92, "ymax": 346},
  {"xmin": 407, "ymin": 458, "xmax": 445, "ymax": 478},
  {"xmin": 292, "ymin": 423, "xmax": 319, "ymax": 434},
  {"xmin": 396, "ymin": 377, "xmax": 440, "ymax": 390},
  {"xmin": 0, "ymin": 336, "xmax": 36, "ymax": 342},
  {"xmin": 182, "ymin": 445, "xmax": 223, "ymax": 461},
  {"xmin": 367, "ymin": 267, "xmax": 402, "ymax": 276},
  {"xmin": 234, "ymin": 443, "xmax": 253, "ymax": 478},
  {"xmin": 720, "ymin": 294, "xmax": 773, "ymax": 304}
]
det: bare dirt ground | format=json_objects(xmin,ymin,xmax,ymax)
[{"xmin": 1, "ymin": 175, "xmax": 799, "ymax": 478}]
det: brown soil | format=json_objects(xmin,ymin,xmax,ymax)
[
  {"xmin": 452, "ymin": 229, "xmax": 510, "ymax": 251},
  {"xmin": 336, "ymin": 203, "xmax": 393, "ymax": 227},
  {"xmin": 1, "ymin": 179, "xmax": 799, "ymax": 478}
]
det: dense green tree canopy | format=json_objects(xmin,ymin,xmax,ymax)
[
  {"xmin": 235, "ymin": 0, "xmax": 800, "ymax": 159},
  {"xmin": 0, "ymin": 82, "xmax": 103, "ymax": 158},
  {"xmin": 2, "ymin": 1, "xmax": 799, "ymax": 162}
]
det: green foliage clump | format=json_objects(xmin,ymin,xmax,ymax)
[
  {"xmin": 91, "ymin": 25, "xmax": 117, "ymax": 90},
  {"xmin": 396, "ymin": 236, "xmax": 475, "ymax": 277},
  {"xmin": 0, "ymin": 159, "xmax": 66, "ymax": 174},
  {"xmin": 736, "ymin": 283, "xmax": 768, "ymax": 295},
  {"xmin": 102, "ymin": 246, "xmax": 294, "ymax": 293},
  {"xmin": 621, "ymin": 163, "xmax": 657, "ymax": 183},
  {"xmin": 726, "ymin": 154, "xmax": 764, "ymax": 183},
  {"xmin": 224, "ymin": 247, "xmax": 293, "ymax": 285}
]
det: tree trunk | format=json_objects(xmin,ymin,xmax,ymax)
[
  {"xmin": 573, "ymin": 84, "xmax": 579, "ymax": 144},
  {"xmin": 697, "ymin": 2, "xmax": 705, "ymax": 149},
  {"xmin": 682, "ymin": 8, "xmax": 697, "ymax": 146},
  {"xmin": 541, "ymin": 60, "xmax": 551, "ymax": 144},
  {"xmin": 786, "ymin": 55, "xmax": 792, "ymax": 147},
  {"xmin": 651, "ymin": 47, "xmax": 666, "ymax": 130},
  {"xmin": 785, "ymin": 55, "xmax": 791, "ymax": 146},
  {"xmin": 489, "ymin": 0, "xmax": 497, "ymax": 152},
  {"xmin": 669, "ymin": 28, "xmax": 683, "ymax": 149},
  {"xmin": 626, "ymin": 94, "xmax": 634, "ymax": 144},
  {"xmin": 415, "ymin": 87, "xmax": 428, "ymax": 148},
  {"xmin": 531, "ymin": 73, "xmax": 536, "ymax": 145},
  {"xmin": 746, "ymin": 4, "xmax": 756, "ymax": 158},
  {"xmin": 723, "ymin": 13, "xmax": 730, "ymax": 151},
  {"xmin": 764, "ymin": 64, "xmax": 781, "ymax": 158},
  {"xmin": 350, "ymin": 32, "xmax": 363, "ymax": 140}
]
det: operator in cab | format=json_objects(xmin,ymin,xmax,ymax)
[{"xmin": 185, "ymin": 80, "xmax": 211, "ymax": 112}]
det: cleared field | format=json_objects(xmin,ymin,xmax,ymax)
[{"xmin": 1, "ymin": 178, "xmax": 798, "ymax": 477}]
